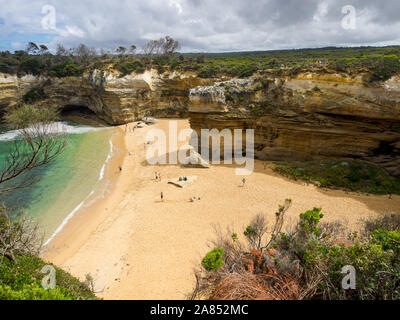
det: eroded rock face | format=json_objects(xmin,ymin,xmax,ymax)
[
  {"xmin": 0, "ymin": 69, "xmax": 209, "ymax": 124},
  {"xmin": 189, "ymin": 79, "xmax": 254, "ymax": 113},
  {"xmin": 188, "ymin": 70, "xmax": 400, "ymax": 176},
  {"xmin": 1, "ymin": 69, "xmax": 400, "ymax": 176},
  {"xmin": 0, "ymin": 73, "xmax": 39, "ymax": 116}
]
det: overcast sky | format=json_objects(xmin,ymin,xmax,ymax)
[{"xmin": 1, "ymin": 0, "xmax": 400, "ymax": 53}]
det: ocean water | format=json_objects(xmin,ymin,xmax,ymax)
[{"xmin": 0, "ymin": 121, "xmax": 113, "ymax": 242}]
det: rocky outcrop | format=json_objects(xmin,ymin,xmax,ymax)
[
  {"xmin": 0, "ymin": 73, "xmax": 38, "ymax": 117},
  {"xmin": 188, "ymin": 70, "xmax": 400, "ymax": 176}
]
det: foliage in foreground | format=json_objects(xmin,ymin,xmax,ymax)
[
  {"xmin": 0, "ymin": 103, "xmax": 94, "ymax": 300},
  {"xmin": 193, "ymin": 200, "xmax": 400, "ymax": 300},
  {"xmin": 273, "ymin": 160, "xmax": 400, "ymax": 195},
  {"xmin": 0, "ymin": 254, "xmax": 98, "ymax": 300},
  {"xmin": 0, "ymin": 212, "xmax": 97, "ymax": 300}
]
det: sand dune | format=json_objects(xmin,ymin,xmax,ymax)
[{"xmin": 42, "ymin": 119, "xmax": 400, "ymax": 300}]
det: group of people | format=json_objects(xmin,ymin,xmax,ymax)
[
  {"xmin": 179, "ymin": 176, "xmax": 188, "ymax": 182},
  {"xmin": 124, "ymin": 124, "xmax": 136, "ymax": 134},
  {"xmin": 155, "ymin": 172, "xmax": 162, "ymax": 182},
  {"xmin": 190, "ymin": 196, "xmax": 201, "ymax": 203}
]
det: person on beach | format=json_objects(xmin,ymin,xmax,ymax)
[
  {"xmin": 242, "ymin": 178, "xmax": 246, "ymax": 187},
  {"xmin": 119, "ymin": 165, "xmax": 123, "ymax": 172},
  {"xmin": 161, "ymin": 192, "xmax": 164, "ymax": 202},
  {"xmin": 155, "ymin": 172, "xmax": 159, "ymax": 181},
  {"xmin": 159, "ymin": 173, "xmax": 162, "ymax": 182}
]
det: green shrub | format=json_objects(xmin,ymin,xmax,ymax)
[
  {"xmin": 0, "ymin": 254, "xmax": 98, "ymax": 300},
  {"xmin": 0, "ymin": 284, "xmax": 74, "ymax": 300},
  {"xmin": 22, "ymin": 87, "xmax": 47, "ymax": 104},
  {"xmin": 50, "ymin": 62, "xmax": 83, "ymax": 78},
  {"xmin": 273, "ymin": 160, "xmax": 400, "ymax": 195},
  {"xmin": 299, "ymin": 208, "xmax": 324, "ymax": 236},
  {"xmin": 274, "ymin": 209, "xmax": 400, "ymax": 300},
  {"xmin": 115, "ymin": 60, "xmax": 145, "ymax": 76},
  {"xmin": 20, "ymin": 58, "xmax": 44, "ymax": 75},
  {"xmin": 369, "ymin": 55, "xmax": 400, "ymax": 82},
  {"xmin": 371, "ymin": 228, "xmax": 400, "ymax": 252},
  {"xmin": 202, "ymin": 248, "xmax": 225, "ymax": 271}
]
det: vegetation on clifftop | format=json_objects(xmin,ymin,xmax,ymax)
[{"xmin": 1, "ymin": 40, "xmax": 400, "ymax": 82}]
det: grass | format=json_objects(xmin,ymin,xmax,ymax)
[{"xmin": 273, "ymin": 160, "xmax": 400, "ymax": 195}]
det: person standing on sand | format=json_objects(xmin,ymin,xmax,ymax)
[
  {"xmin": 161, "ymin": 192, "xmax": 164, "ymax": 202},
  {"xmin": 242, "ymin": 178, "xmax": 246, "ymax": 187},
  {"xmin": 119, "ymin": 165, "xmax": 123, "ymax": 172},
  {"xmin": 159, "ymin": 173, "xmax": 162, "ymax": 182}
]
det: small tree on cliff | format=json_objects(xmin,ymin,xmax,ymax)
[
  {"xmin": 0, "ymin": 104, "xmax": 67, "ymax": 194},
  {"xmin": 0, "ymin": 104, "xmax": 67, "ymax": 264}
]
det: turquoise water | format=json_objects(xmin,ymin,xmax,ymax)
[{"xmin": 0, "ymin": 121, "xmax": 113, "ymax": 241}]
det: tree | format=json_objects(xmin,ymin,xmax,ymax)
[
  {"xmin": 0, "ymin": 105, "xmax": 67, "ymax": 194},
  {"xmin": 26, "ymin": 42, "xmax": 39, "ymax": 55},
  {"xmin": 0, "ymin": 208, "xmax": 42, "ymax": 264},
  {"xmin": 116, "ymin": 46, "xmax": 127, "ymax": 56},
  {"xmin": 129, "ymin": 45, "xmax": 137, "ymax": 56},
  {"xmin": 162, "ymin": 36, "xmax": 180, "ymax": 57},
  {"xmin": 56, "ymin": 44, "xmax": 68, "ymax": 56},
  {"xmin": 39, "ymin": 45, "xmax": 49, "ymax": 55},
  {"xmin": 71, "ymin": 44, "xmax": 97, "ymax": 64},
  {"xmin": 0, "ymin": 104, "xmax": 67, "ymax": 265},
  {"xmin": 142, "ymin": 36, "xmax": 180, "ymax": 57},
  {"xmin": 142, "ymin": 40, "xmax": 158, "ymax": 57}
]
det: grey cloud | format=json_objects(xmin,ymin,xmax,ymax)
[{"xmin": 0, "ymin": 0, "xmax": 400, "ymax": 52}]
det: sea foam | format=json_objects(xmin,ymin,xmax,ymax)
[{"xmin": 0, "ymin": 121, "xmax": 102, "ymax": 142}]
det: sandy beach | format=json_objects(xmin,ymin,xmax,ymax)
[{"xmin": 42, "ymin": 119, "xmax": 400, "ymax": 300}]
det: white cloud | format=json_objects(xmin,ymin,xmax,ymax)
[{"xmin": 0, "ymin": 0, "xmax": 399, "ymax": 52}]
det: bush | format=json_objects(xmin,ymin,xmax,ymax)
[
  {"xmin": 0, "ymin": 253, "xmax": 98, "ymax": 300},
  {"xmin": 0, "ymin": 284, "xmax": 74, "ymax": 300},
  {"xmin": 202, "ymin": 248, "xmax": 225, "ymax": 271},
  {"xmin": 115, "ymin": 60, "xmax": 145, "ymax": 76},
  {"xmin": 273, "ymin": 160, "xmax": 400, "ymax": 195},
  {"xmin": 49, "ymin": 62, "xmax": 83, "ymax": 78},
  {"xmin": 20, "ymin": 58, "xmax": 44, "ymax": 76},
  {"xmin": 22, "ymin": 87, "xmax": 47, "ymax": 104},
  {"xmin": 194, "ymin": 200, "xmax": 400, "ymax": 300},
  {"xmin": 369, "ymin": 55, "xmax": 400, "ymax": 82}
]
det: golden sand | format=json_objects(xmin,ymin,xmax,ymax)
[{"xmin": 42, "ymin": 119, "xmax": 400, "ymax": 300}]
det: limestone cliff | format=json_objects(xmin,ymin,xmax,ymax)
[
  {"xmin": 1, "ymin": 68, "xmax": 400, "ymax": 176},
  {"xmin": 188, "ymin": 70, "xmax": 400, "ymax": 176},
  {"xmin": 0, "ymin": 69, "xmax": 209, "ymax": 124}
]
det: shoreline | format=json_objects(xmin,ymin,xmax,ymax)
[
  {"xmin": 42, "ymin": 119, "xmax": 400, "ymax": 300},
  {"xmin": 42, "ymin": 125, "xmax": 127, "ymax": 266},
  {"xmin": 43, "ymin": 137, "xmax": 115, "ymax": 248}
]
